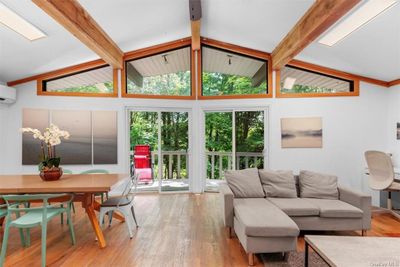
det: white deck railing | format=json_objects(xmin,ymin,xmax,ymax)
[{"xmin": 131, "ymin": 150, "xmax": 263, "ymax": 180}]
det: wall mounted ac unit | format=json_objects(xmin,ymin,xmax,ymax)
[{"xmin": 0, "ymin": 84, "xmax": 16, "ymax": 104}]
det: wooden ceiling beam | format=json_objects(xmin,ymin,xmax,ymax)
[
  {"xmin": 271, "ymin": 0, "xmax": 360, "ymax": 70},
  {"xmin": 32, "ymin": 0, "xmax": 124, "ymax": 69},
  {"xmin": 189, "ymin": 0, "xmax": 201, "ymax": 50},
  {"xmin": 191, "ymin": 20, "xmax": 201, "ymax": 50}
]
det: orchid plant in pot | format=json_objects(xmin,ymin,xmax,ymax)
[{"xmin": 21, "ymin": 124, "xmax": 70, "ymax": 181}]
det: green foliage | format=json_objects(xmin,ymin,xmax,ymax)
[
  {"xmin": 281, "ymin": 83, "xmax": 339, "ymax": 94},
  {"xmin": 127, "ymin": 71, "xmax": 191, "ymax": 95},
  {"xmin": 202, "ymin": 72, "xmax": 267, "ymax": 96},
  {"xmin": 38, "ymin": 157, "xmax": 61, "ymax": 171},
  {"xmin": 50, "ymin": 82, "xmax": 113, "ymax": 93}
]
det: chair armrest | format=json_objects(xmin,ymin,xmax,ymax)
[
  {"xmin": 338, "ymin": 186, "xmax": 371, "ymax": 230},
  {"xmin": 219, "ymin": 183, "xmax": 234, "ymax": 228}
]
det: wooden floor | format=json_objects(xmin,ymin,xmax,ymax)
[{"xmin": 2, "ymin": 193, "xmax": 400, "ymax": 267}]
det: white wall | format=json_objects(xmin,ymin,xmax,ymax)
[
  {"xmin": 0, "ymin": 104, "xmax": 7, "ymax": 174},
  {"xmin": 386, "ymin": 84, "xmax": 400, "ymax": 166},
  {"xmin": 0, "ymin": 79, "xmax": 390, "ymax": 203}
]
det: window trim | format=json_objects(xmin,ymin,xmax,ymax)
[
  {"xmin": 275, "ymin": 60, "xmax": 360, "ymax": 98},
  {"xmin": 37, "ymin": 59, "xmax": 118, "ymax": 97},
  {"xmin": 121, "ymin": 38, "xmax": 196, "ymax": 100},
  {"xmin": 198, "ymin": 38, "xmax": 273, "ymax": 100}
]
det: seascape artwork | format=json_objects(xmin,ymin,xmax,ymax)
[
  {"xmin": 397, "ymin": 123, "xmax": 400, "ymax": 140},
  {"xmin": 22, "ymin": 109, "xmax": 118, "ymax": 165},
  {"xmin": 281, "ymin": 117, "xmax": 323, "ymax": 148}
]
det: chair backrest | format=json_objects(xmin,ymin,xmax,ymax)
[
  {"xmin": 365, "ymin": 150, "xmax": 394, "ymax": 190},
  {"xmin": 134, "ymin": 145, "xmax": 151, "ymax": 156},
  {"xmin": 80, "ymin": 169, "xmax": 109, "ymax": 174},
  {"xmin": 1, "ymin": 194, "xmax": 72, "ymax": 221},
  {"xmin": 116, "ymin": 173, "xmax": 139, "ymax": 207},
  {"xmin": 133, "ymin": 145, "xmax": 152, "ymax": 169}
]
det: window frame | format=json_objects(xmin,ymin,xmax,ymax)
[
  {"xmin": 198, "ymin": 38, "xmax": 273, "ymax": 100},
  {"xmin": 121, "ymin": 38, "xmax": 196, "ymax": 100},
  {"xmin": 275, "ymin": 60, "xmax": 360, "ymax": 98},
  {"xmin": 37, "ymin": 59, "xmax": 118, "ymax": 97}
]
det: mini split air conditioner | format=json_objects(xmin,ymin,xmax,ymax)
[{"xmin": 0, "ymin": 84, "xmax": 16, "ymax": 104}]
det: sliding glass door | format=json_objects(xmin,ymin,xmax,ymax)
[
  {"xmin": 204, "ymin": 109, "xmax": 267, "ymax": 192},
  {"xmin": 129, "ymin": 109, "xmax": 191, "ymax": 192}
]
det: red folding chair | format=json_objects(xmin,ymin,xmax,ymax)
[{"xmin": 133, "ymin": 145, "xmax": 153, "ymax": 184}]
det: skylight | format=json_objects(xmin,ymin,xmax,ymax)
[
  {"xmin": 318, "ymin": 0, "xmax": 398, "ymax": 46},
  {"xmin": 0, "ymin": 2, "xmax": 46, "ymax": 41}
]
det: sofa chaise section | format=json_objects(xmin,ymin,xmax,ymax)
[{"xmin": 233, "ymin": 198, "xmax": 299, "ymax": 265}]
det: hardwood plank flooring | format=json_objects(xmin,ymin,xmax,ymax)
[{"xmin": 1, "ymin": 193, "xmax": 400, "ymax": 266}]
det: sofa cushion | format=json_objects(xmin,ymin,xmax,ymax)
[
  {"xmin": 268, "ymin": 198, "xmax": 319, "ymax": 217},
  {"xmin": 225, "ymin": 168, "xmax": 265, "ymax": 198},
  {"xmin": 233, "ymin": 198, "xmax": 299, "ymax": 237},
  {"xmin": 299, "ymin": 170, "xmax": 339, "ymax": 200},
  {"xmin": 303, "ymin": 198, "xmax": 363, "ymax": 218},
  {"xmin": 259, "ymin": 169, "xmax": 297, "ymax": 198}
]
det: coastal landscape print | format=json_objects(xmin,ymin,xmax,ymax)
[
  {"xmin": 281, "ymin": 117, "xmax": 322, "ymax": 148},
  {"xmin": 397, "ymin": 123, "xmax": 400, "ymax": 140}
]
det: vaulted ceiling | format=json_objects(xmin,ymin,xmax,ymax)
[{"xmin": 0, "ymin": 0, "xmax": 399, "ymax": 83}]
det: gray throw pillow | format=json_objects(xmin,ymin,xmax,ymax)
[
  {"xmin": 259, "ymin": 169, "xmax": 297, "ymax": 198},
  {"xmin": 299, "ymin": 170, "xmax": 338, "ymax": 199},
  {"xmin": 225, "ymin": 168, "xmax": 265, "ymax": 198}
]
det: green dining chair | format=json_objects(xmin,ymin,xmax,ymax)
[
  {"xmin": 0, "ymin": 200, "xmax": 26, "ymax": 246},
  {"xmin": 80, "ymin": 169, "xmax": 110, "ymax": 203},
  {"xmin": 0, "ymin": 194, "xmax": 76, "ymax": 267}
]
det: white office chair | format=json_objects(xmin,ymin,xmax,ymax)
[
  {"xmin": 365, "ymin": 150, "xmax": 400, "ymax": 219},
  {"xmin": 99, "ymin": 173, "xmax": 138, "ymax": 238}
]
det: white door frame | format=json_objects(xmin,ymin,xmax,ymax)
[
  {"xmin": 199, "ymin": 106, "xmax": 270, "ymax": 192},
  {"xmin": 125, "ymin": 106, "xmax": 193, "ymax": 193}
]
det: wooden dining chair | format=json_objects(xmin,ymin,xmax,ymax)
[
  {"xmin": 99, "ymin": 173, "xmax": 139, "ymax": 238},
  {"xmin": 0, "ymin": 194, "xmax": 76, "ymax": 267},
  {"xmin": 80, "ymin": 169, "xmax": 110, "ymax": 203}
]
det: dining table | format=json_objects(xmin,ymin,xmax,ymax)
[{"xmin": 0, "ymin": 173, "xmax": 130, "ymax": 248}]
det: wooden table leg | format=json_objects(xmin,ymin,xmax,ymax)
[
  {"xmin": 82, "ymin": 193, "xmax": 106, "ymax": 248},
  {"xmin": 93, "ymin": 200, "xmax": 125, "ymax": 222}
]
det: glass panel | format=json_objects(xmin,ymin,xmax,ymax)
[
  {"xmin": 202, "ymin": 46, "xmax": 268, "ymax": 96},
  {"xmin": 161, "ymin": 111, "xmax": 189, "ymax": 192},
  {"xmin": 205, "ymin": 112, "xmax": 232, "ymax": 192},
  {"xmin": 22, "ymin": 109, "xmax": 49, "ymax": 165},
  {"xmin": 93, "ymin": 111, "xmax": 118, "ymax": 164},
  {"xmin": 126, "ymin": 47, "xmax": 191, "ymax": 96},
  {"xmin": 44, "ymin": 66, "xmax": 114, "ymax": 93},
  {"xmin": 130, "ymin": 111, "xmax": 159, "ymax": 192},
  {"xmin": 280, "ymin": 66, "xmax": 352, "ymax": 94},
  {"xmin": 235, "ymin": 111, "xmax": 264, "ymax": 170},
  {"xmin": 51, "ymin": 110, "xmax": 92, "ymax": 164}
]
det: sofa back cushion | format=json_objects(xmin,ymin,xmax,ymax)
[
  {"xmin": 225, "ymin": 168, "xmax": 265, "ymax": 198},
  {"xmin": 259, "ymin": 169, "xmax": 297, "ymax": 198},
  {"xmin": 299, "ymin": 170, "xmax": 338, "ymax": 199}
]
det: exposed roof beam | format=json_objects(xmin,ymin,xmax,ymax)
[
  {"xmin": 189, "ymin": 0, "xmax": 201, "ymax": 50},
  {"xmin": 32, "ymin": 0, "xmax": 124, "ymax": 69},
  {"xmin": 251, "ymin": 63, "xmax": 267, "ymax": 87},
  {"xmin": 271, "ymin": 0, "xmax": 361, "ymax": 70},
  {"xmin": 126, "ymin": 63, "xmax": 143, "ymax": 88}
]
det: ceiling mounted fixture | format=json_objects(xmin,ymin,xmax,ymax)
[
  {"xmin": 283, "ymin": 77, "xmax": 296, "ymax": 90},
  {"xmin": 162, "ymin": 54, "xmax": 169, "ymax": 64},
  {"xmin": 319, "ymin": 0, "xmax": 398, "ymax": 46},
  {"xmin": 0, "ymin": 2, "xmax": 46, "ymax": 41},
  {"xmin": 227, "ymin": 55, "xmax": 232, "ymax": 65}
]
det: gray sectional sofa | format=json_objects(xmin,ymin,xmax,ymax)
[{"xmin": 220, "ymin": 168, "xmax": 371, "ymax": 266}]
